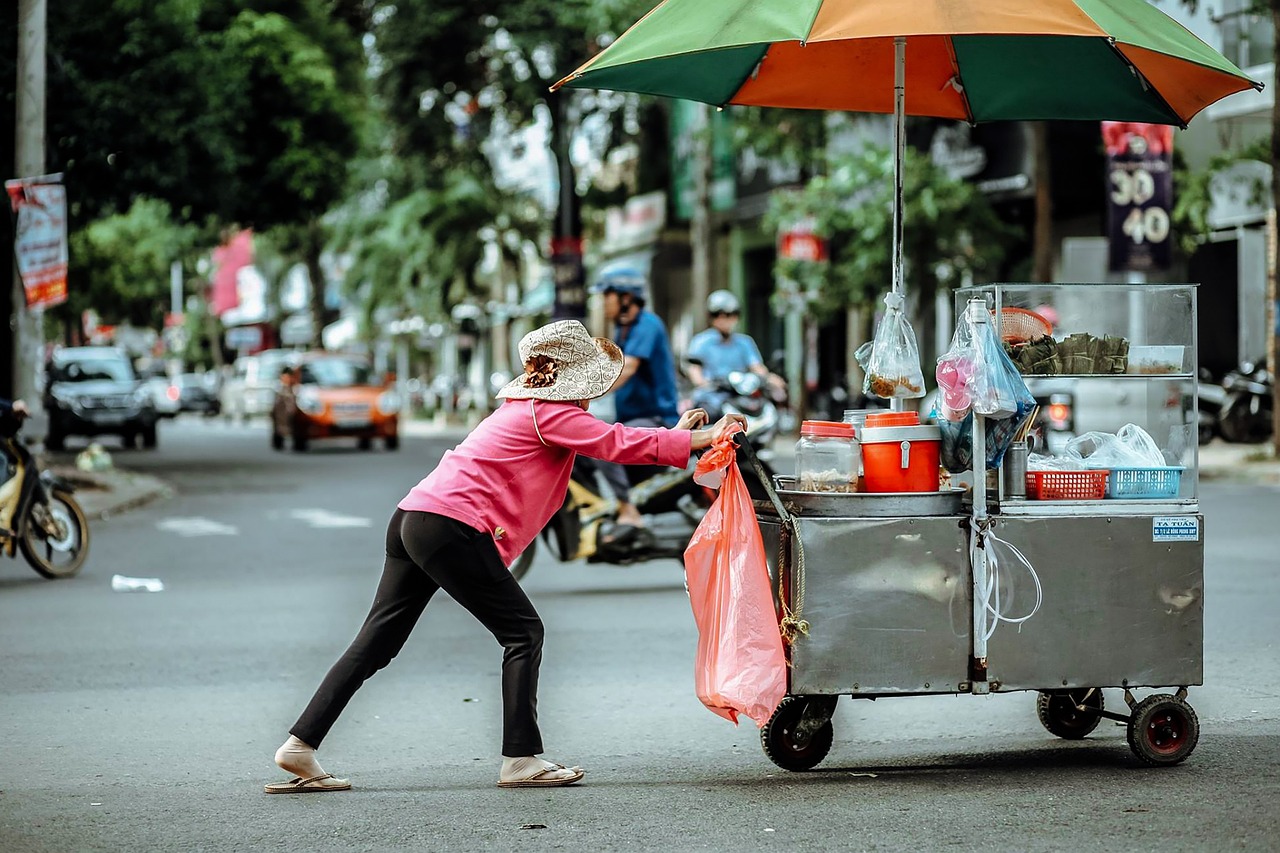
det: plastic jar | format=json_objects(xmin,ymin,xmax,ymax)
[{"xmin": 794, "ymin": 420, "xmax": 857, "ymax": 493}]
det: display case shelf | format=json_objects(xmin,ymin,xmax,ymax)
[{"xmin": 955, "ymin": 282, "xmax": 1199, "ymax": 506}]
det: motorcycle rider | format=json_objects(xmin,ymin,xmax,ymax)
[
  {"xmin": 589, "ymin": 265, "xmax": 680, "ymax": 535},
  {"xmin": 687, "ymin": 290, "xmax": 785, "ymax": 415},
  {"xmin": 1, "ymin": 399, "xmax": 31, "ymax": 534}
]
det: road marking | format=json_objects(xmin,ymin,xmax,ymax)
[
  {"xmin": 290, "ymin": 509, "xmax": 372, "ymax": 529},
  {"xmin": 156, "ymin": 517, "xmax": 239, "ymax": 537}
]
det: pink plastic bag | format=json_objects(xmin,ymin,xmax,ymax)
[{"xmin": 682, "ymin": 431, "xmax": 787, "ymax": 726}]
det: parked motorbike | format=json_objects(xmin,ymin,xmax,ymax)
[
  {"xmin": 1196, "ymin": 368, "xmax": 1227, "ymax": 446},
  {"xmin": 508, "ymin": 414, "xmax": 776, "ymax": 581},
  {"xmin": 1, "ymin": 409, "xmax": 90, "ymax": 579},
  {"xmin": 1217, "ymin": 358, "xmax": 1274, "ymax": 444}
]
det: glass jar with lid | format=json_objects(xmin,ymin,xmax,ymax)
[{"xmin": 794, "ymin": 420, "xmax": 857, "ymax": 493}]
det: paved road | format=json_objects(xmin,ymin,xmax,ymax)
[{"xmin": 2, "ymin": 417, "xmax": 1278, "ymax": 852}]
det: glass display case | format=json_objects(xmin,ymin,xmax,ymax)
[{"xmin": 955, "ymin": 283, "xmax": 1198, "ymax": 511}]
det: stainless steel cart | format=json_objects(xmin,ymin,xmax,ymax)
[{"xmin": 746, "ymin": 284, "xmax": 1204, "ymax": 771}]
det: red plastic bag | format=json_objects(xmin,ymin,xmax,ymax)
[{"xmin": 682, "ymin": 430, "xmax": 787, "ymax": 726}]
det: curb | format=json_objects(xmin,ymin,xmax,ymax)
[{"xmin": 49, "ymin": 467, "xmax": 175, "ymax": 521}]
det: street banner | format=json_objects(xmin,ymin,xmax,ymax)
[
  {"xmin": 5, "ymin": 173, "xmax": 68, "ymax": 309},
  {"xmin": 1103, "ymin": 122, "xmax": 1174, "ymax": 273},
  {"xmin": 777, "ymin": 217, "xmax": 828, "ymax": 263}
]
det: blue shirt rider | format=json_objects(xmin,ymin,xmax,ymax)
[{"xmin": 587, "ymin": 265, "xmax": 679, "ymax": 533}]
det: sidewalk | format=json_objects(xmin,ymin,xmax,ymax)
[{"xmin": 45, "ymin": 464, "xmax": 173, "ymax": 520}]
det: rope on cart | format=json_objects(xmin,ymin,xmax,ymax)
[
  {"xmin": 971, "ymin": 518, "xmax": 1043, "ymax": 641},
  {"xmin": 778, "ymin": 518, "xmax": 810, "ymax": 644}
]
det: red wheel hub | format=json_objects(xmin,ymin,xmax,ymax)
[{"xmin": 1145, "ymin": 710, "xmax": 1187, "ymax": 754}]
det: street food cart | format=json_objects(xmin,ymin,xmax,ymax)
[{"xmin": 747, "ymin": 283, "xmax": 1204, "ymax": 771}]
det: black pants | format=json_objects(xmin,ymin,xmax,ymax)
[{"xmin": 291, "ymin": 509, "xmax": 545, "ymax": 757}]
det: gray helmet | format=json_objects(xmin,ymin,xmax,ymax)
[{"xmin": 707, "ymin": 289, "xmax": 740, "ymax": 315}]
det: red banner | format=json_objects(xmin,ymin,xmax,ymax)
[{"xmin": 6, "ymin": 175, "xmax": 69, "ymax": 310}]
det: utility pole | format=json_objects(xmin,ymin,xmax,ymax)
[{"xmin": 11, "ymin": 0, "xmax": 47, "ymax": 437}]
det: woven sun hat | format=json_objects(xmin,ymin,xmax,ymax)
[{"xmin": 494, "ymin": 319, "xmax": 624, "ymax": 402}]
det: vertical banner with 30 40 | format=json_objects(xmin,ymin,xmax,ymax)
[
  {"xmin": 1103, "ymin": 123, "xmax": 1173, "ymax": 274},
  {"xmin": 5, "ymin": 173, "xmax": 69, "ymax": 309}
]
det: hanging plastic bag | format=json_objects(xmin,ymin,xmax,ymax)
[
  {"xmin": 682, "ymin": 429, "xmax": 787, "ymax": 727},
  {"xmin": 933, "ymin": 305, "xmax": 1037, "ymax": 472},
  {"xmin": 855, "ymin": 291, "xmax": 926, "ymax": 399}
]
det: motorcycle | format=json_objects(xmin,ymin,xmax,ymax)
[
  {"xmin": 508, "ymin": 404, "xmax": 777, "ymax": 581},
  {"xmin": 1, "ymin": 409, "xmax": 91, "ymax": 579},
  {"xmin": 688, "ymin": 370, "xmax": 783, "ymax": 465},
  {"xmin": 1217, "ymin": 358, "xmax": 1274, "ymax": 444},
  {"xmin": 1195, "ymin": 367, "xmax": 1227, "ymax": 446}
]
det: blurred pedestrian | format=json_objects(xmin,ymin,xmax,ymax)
[
  {"xmin": 266, "ymin": 320, "xmax": 743, "ymax": 793},
  {"xmin": 588, "ymin": 265, "xmax": 679, "ymax": 537}
]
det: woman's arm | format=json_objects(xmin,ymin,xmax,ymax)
[{"xmin": 533, "ymin": 402, "xmax": 745, "ymax": 466}]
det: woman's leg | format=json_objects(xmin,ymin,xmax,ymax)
[
  {"xmin": 288, "ymin": 509, "xmax": 441, "ymax": 750},
  {"xmin": 398, "ymin": 512, "xmax": 545, "ymax": 758}
]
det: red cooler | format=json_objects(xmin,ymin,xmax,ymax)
[{"xmin": 859, "ymin": 412, "xmax": 942, "ymax": 493}]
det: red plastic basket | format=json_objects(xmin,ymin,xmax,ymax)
[
  {"xmin": 996, "ymin": 307, "xmax": 1054, "ymax": 343},
  {"xmin": 1025, "ymin": 469, "xmax": 1109, "ymax": 500}
]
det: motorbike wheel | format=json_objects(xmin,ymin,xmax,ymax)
[
  {"xmin": 20, "ymin": 489, "xmax": 90, "ymax": 579},
  {"xmin": 509, "ymin": 541, "xmax": 535, "ymax": 581}
]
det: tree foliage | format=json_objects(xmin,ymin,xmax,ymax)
[
  {"xmin": 766, "ymin": 145, "xmax": 1019, "ymax": 321},
  {"xmin": 67, "ymin": 197, "xmax": 200, "ymax": 328}
]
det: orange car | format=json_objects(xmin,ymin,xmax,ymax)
[{"xmin": 271, "ymin": 353, "xmax": 401, "ymax": 451}]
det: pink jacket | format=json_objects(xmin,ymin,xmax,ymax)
[{"xmin": 398, "ymin": 399, "xmax": 693, "ymax": 565}]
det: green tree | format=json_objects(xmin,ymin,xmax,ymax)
[
  {"xmin": 67, "ymin": 197, "xmax": 200, "ymax": 329},
  {"xmin": 766, "ymin": 145, "xmax": 1018, "ymax": 357}
]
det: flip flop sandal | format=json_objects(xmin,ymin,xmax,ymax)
[
  {"xmin": 264, "ymin": 773, "xmax": 352, "ymax": 794},
  {"xmin": 496, "ymin": 764, "xmax": 585, "ymax": 788}
]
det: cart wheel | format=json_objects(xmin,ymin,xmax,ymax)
[
  {"xmin": 1127, "ymin": 694, "xmax": 1200, "ymax": 767},
  {"xmin": 1036, "ymin": 689, "xmax": 1104, "ymax": 739},
  {"xmin": 761, "ymin": 695, "xmax": 837, "ymax": 772}
]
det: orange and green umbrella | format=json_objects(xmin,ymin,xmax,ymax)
[
  {"xmin": 553, "ymin": 0, "xmax": 1262, "ymax": 304},
  {"xmin": 553, "ymin": 0, "xmax": 1260, "ymax": 126}
]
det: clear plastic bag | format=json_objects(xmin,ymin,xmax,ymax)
[
  {"xmin": 934, "ymin": 308, "xmax": 1037, "ymax": 473},
  {"xmin": 683, "ymin": 430, "xmax": 787, "ymax": 727},
  {"xmin": 856, "ymin": 292, "xmax": 926, "ymax": 399},
  {"xmin": 1065, "ymin": 424, "xmax": 1166, "ymax": 469}
]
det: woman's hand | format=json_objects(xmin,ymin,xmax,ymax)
[
  {"xmin": 690, "ymin": 412, "xmax": 747, "ymax": 450},
  {"xmin": 675, "ymin": 408, "xmax": 708, "ymax": 431},
  {"xmin": 710, "ymin": 413, "xmax": 747, "ymax": 443},
  {"xmin": 11, "ymin": 399, "xmax": 29, "ymax": 418}
]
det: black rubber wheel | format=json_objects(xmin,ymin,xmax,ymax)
[
  {"xmin": 761, "ymin": 695, "xmax": 837, "ymax": 771},
  {"xmin": 1037, "ymin": 689, "xmax": 1104, "ymax": 739},
  {"xmin": 45, "ymin": 431, "xmax": 65, "ymax": 451},
  {"xmin": 20, "ymin": 490, "xmax": 90, "ymax": 579},
  {"xmin": 1127, "ymin": 694, "xmax": 1200, "ymax": 766},
  {"xmin": 357, "ymin": 436, "xmax": 373, "ymax": 451},
  {"xmin": 292, "ymin": 427, "xmax": 309, "ymax": 452},
  {"xmin": 1219, "ymin": 396, "xmax": 1273, "ymax": 444},
  {"xmin": 122, "ymin": 431, "xmax": 139, "ymax": 450},
  {"xmin": 509, "ymin": 541, "xmax": 535, "ymax": 581},
  {"xmin": 384, "ymin": 434, "xmax": 400, "ymax": 451},
  {"xmin": 142, "ymin": 423, "xmax": 158, "ymax": 449},
  {"xmin": 271, "ymin": 431, "xmax": 285, "ymax": 451}
]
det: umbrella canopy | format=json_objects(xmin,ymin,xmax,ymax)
[{"xmin": 553, "ymin": 0, "xmax": 1261, "ymax": 126}]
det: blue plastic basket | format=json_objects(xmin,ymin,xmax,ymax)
[{"xmin": 1105, "ymin": 466, "xmax": 1185, "ymax": 499}]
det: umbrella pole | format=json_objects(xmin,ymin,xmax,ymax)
[{"xmin": 891, "ymin": 36, "xmax": 906, "ymax": 413}]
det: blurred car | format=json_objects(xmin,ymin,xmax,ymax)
[
  {"xmin": 137, "ymin": 361, "xmax": 182, "ymax": 418},
  {"xmin": 43, "ymin": 346, "xmax": 159, "ymax": 450},
  {"xmin": 177, "ymin": 373, "xmax": 222, "ymax": 416},
  {"xmin": 271, "ymin": 353, "xmax": 401, "ymax": 452},
  {"xmin": 220, "ymin": 349, "xmax": 290, "ymax": 422}
]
